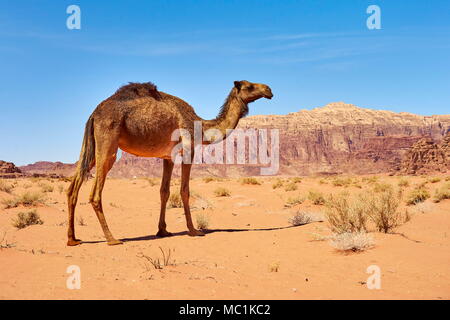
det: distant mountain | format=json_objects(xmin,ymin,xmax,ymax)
[{"xmin": 18, "ymin": 102, "xmax": 450, "ymax": 178}]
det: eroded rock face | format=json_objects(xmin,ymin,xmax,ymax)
[
  {"xmin": 0, "ymin": 160, "xmax": 23, "ymax": 178},
  {"xmin": 17, "ymin": 102, "xmax": 450, "ymax": 178},
  {"xmin": 400, "ymin": 132, "xmax": 450, "ymax": 174}
]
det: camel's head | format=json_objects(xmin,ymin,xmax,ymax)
[{"xmin": 234, "ymin": 80, "xmax": 273, "ymax": 103}]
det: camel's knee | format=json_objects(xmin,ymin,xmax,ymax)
[{"xmin": 90, "ymin": 197, "xmax": 102, "ymax": 211}]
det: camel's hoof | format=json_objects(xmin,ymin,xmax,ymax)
[
  {"xmin": 188, "ymin": 229, "xmax": 205, "ymax": 237},
  {"xmin": 156, "ymin": 230, "xmax": 173, "ymax": 237},
  {"xmin": 67, "ymin": 239, "xmax": 82, "ymax": 246},
  {"xmin": 107, "ymin": 239, "xmax": 123, "ymax": 246}
]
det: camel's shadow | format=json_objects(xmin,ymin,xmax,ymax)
[{"xmin": 80, "ymin": 225, "xmax": 306, "ymax": 245}]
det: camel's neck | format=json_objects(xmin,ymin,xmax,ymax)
[{"xmin": 202, "ymin": 88, "xmax": 248, "ymax": 139}]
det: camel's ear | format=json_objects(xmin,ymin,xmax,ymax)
[{"xmin": 234, "ymin": 81, "xmax": 242, "ymax": 91}]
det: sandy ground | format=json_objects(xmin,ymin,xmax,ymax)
[{"xmin": 0, "ymin": 175, "xmax": 449, "ymax": 300}]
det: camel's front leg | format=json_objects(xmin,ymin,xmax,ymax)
[
  {"xmin": 181, "ymin": 163, "xmax": 204, "ymax": 236},
  {"xmin": 156, "ymin": 159, "xmax": 174, "ymax": 237}
]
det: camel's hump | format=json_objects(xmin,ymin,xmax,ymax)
[{"xmin": 113, "ymin": 82, "xmax": 161, "ymax": 101}]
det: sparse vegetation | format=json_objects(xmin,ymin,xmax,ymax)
[
  {"xmin": 332, "ymin": 177, "xmax": 352, "ymax": 187},
  {"xmin": 433, "ymin": 183, "xmax": 450, "ymax": 203},
  {"xmin": 289, "ymin": 211, "xmax": 322, "ymax": 226},
  {"xmin": 428, "ymin": 177, "xmax": 441, "ymax": 184},
  {"xmin": 0, "ymin": 232, "xmax": 15, "ymax": 249},
  {"xmin": 77, "ymin": 215, "xmax": 87, "ymax": 226},
  {"xmin": 398, "ymin": 178, "xmax": 409, "ymax": 188},
  {"xmin": 284, "ymin": 182, "xmax": 298, "ymax": 191},
  {"xmin": 406, "ymin": 188, "xmax": 430, "ymax": 205},
  {"xmin": 373, "ymin": 183, "xmax": 392, "ymax": 193},
  {"xmin": 240, "ymin": 177, "xmax": 261, "ymax": 185},
  {"xmin": 140, "ymin": 247, "xmax": 175, "ymax": 270},
  {"xmin": 57, "ymin": 184, "xmax": 65, "ymax": 194},
  {"xmin": 38, "ymin": 182, "xmax": 54, "ymax": 193},
  {"xmin": 12, "ymin": 210, "xmax": 43, "ymax": 229},
  {"xmin": 308, "ymin": 190, "xmax": 326, "ymax": 205},
  {"xmin": 203, "ymin": 177, "xmax": 222, "ymax": 183},
  {"xmin": 167, "ymin": 193, "xmax": 183, "ymax": 208},
  {"xmin": 366, "ymin": 189, "xmax": 402, "ymax": 233},
  {"xmin": 284, "ymin": 195, "xmax": 305, "ymax": 208},
  {"xmin": 2, "ymin": 191, "xmax": 44, "ymax": 209},
  {"xmin": 145, "ymin": 178, "xmax": 158, "ymax": 186},
  {"xmin": 290, "ymin": 177, "xmax": 302, "ymax": 183},
  {"xmin": 214, "ymin": 187, "xmax": 231, "ymax": 197},
  {"xmin": 272, "ymin": 179, "xmax": 284, "ymax": 189},
  {"xmin": 268, "ymin": 262, "xmax": 280, "ymax": 272},
  {"xmin": 195, "ymin": 213, "xmax": 210, "ymax": 230},
  {"xmin": 330, "ymin": 232, "xmax": 374, "ymax": 252},
  {"xmin": 325, "ymin": 193, "xmax": 368, "ymax": 234},
  {"xmin": 0, "ymin": 179, "xmax": 13, "ymax": 193}
]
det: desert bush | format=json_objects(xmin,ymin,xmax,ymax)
[
  {"xmin": 140, "ymin": 247, "xmax": 175, "ymax": 270},
  {"xmin": 268, "ymin": 262, "xmax": 280, "ymax": 272},
  {"xmin": 77, "ymin": 215, "xmax": 87, "ymax": 226},
  {"xmin": 214, "ymin": 187, "xmax": 231, "ymax": 197},
  {"xmin": 12, "ymin": 210, "xmax": 43, "ymax": 229},
  {"xmin": 145, "ymin": 178, "xmax": 158, "ymax": 186},
  {"xmin": 272, "ymin": 179, "xmax": 284, "ymax": 189},
  {"xmin": 330, "ymin": 232, "xmax": 374, "ymax": 252},
  {"xmin": 167, "ymin": 193, "xmax": 183, "ymax": 208},
  {"xmin": 284, "ymin": 195, "xmax": 305, "ymax": 208},
  {"xmin": 2, "ymin": 191, "xmax": 44, "ymax": 209},
  {"xmin": 289, "ymin": 211, "xmax": 322, "ymax": 226},
  {"xmin": 325, "ymin": 193, "xmax": 368, "ymax": 234},
  {"xmin": 406, "ymin": 188, "xmax": 430, "ymax": 205},
  {"xmin": 332, "ymin": 177, "xmax": 352, "ymax": 187},
  {"xmin": 38, "ymin": 182, "xmax": 54, "ymax": 193},
  {"xmin": 362, "ymin": 176, "xmax": 378, "ymax": 184},
  {"xmin": 398, "ymin": 178, "xmax": 409, "ymax": 188},
  {"xmin": 373, "ymin": 183, "xmax": 393, "ymax": 193},
  {"xmin": 308, "ymin": 190, "xmax": 326, "ymax": 205},
  {"xmin": 428, "ymin": 177, "xmax": 441, "ymax": 184},
  {"xmin": 240, "ymin": 177, "xmax": 261, "ymax": 185},
  {"xmin": 284, "ymin": 182, "xmax": 298, "ymax": 191},
  {"xmin": 290, "ymin": 177, "xmax": 302, "ymax": 183},
  {"xmin": 0, "ymin": 179, "xmax": 13, "ymax": 193},
  {"xmin": 195, "ymin": 213, "xmax": 210, "ymax": 230},
  {"xmin": 433, "ymin": 183, "xmax": 450, "ymax": 203},
  {"xmin": 366, "ymin": 189, "xmax": 402, "ymax": 233},
  {"xmin": 319, "ymin": 179, "xmax": 328, "ymax": 185}
]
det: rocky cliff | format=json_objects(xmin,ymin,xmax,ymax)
[{"xmin": 18, "ymin": 102, "xmax": 450, "ymax": 177}]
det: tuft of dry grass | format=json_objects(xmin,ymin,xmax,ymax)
[
  {"xmin": 433, "ymin": 183, "xmax": 450, "ymax": 203},
  {"xmin": 203, "ymin": 177, "xmax": 222, "ymax": 183},
  {"xmin": 366, "ymin": 189, "xmax": 402, "ymax": 233},
  {"xmin": 214, "ymin": 187, "xmax": 231, "ymax": 197},
  {"xmin": 77, "ymin": 215, "xmax": 87, "ymax": 226},
  {"xmin": 289, "ymin": 211, "xmax": 322, "ymax": 226},
  {"xmin": 308, "ymin": 190, "xmax": 326, "ymax": 205},
  {"xmin": 38, "ymin": 182, "xmax": 54, "ymax": 193},
  {"xmin": 167, "ymin": 193, "xmax": 183, "ymax": 208},
  {"xmin": 195, "ymin": 213, "xmax": 210, "ymax": 230},
  {"xmin": 373, "ymin": 182, "xmax": 392, "ymax": 193},
  {"xmin": 240, "ymin": 177, "xmax": 261, "ymax": 185},
  {"xmin": 332, "ymin": 177, "xmax": 352, "ymax": 187},
  {"xmin": 272, "ymin": 179, "xmax": 284, "ymax": 189},
  {"xmin": 325, "ymin": 193, "xmax": 368, "ymax": 234},
  {"xmin": 12, "ymin": 210, "xmax": 43, "ymax": 229},
  {"xmin": 2, "ymin": 191, "xmax": 44, "ymax": 209},
  {"xmin": 0, "ymin": 179, "xmax": 13, "ymax": 193},
  {"xmin": 284, "ymin": 182, "xmax": 298, "ymax": 191},
  {"xmin": 268, "ymin": 262, "xmax": 280, "ymax": 272},
  {"xmin": 139, "ymin": 247, "xmax": 175, "ymax": 270},
  {"xmin": 330, "ymin": 232, "xmax": 374, "ymax": 252},
  {"xmin": 406, "ymin": 188, "xmax": 430, "ymax": 205},
  {"xmin": 398, "ymin": 178, "xmax": 409, "ymax": 188},
  {"xmin": 284, "ymin": 195, "xmax": 305, "ymax": 208},
  {"xmin": 290, "ymin": 177, "xmax": 302, "ymax": 183},
  {"xmin": 428, "ymin": 177, "xmax": 441, "ymax": 184}
]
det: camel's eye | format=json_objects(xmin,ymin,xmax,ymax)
[{"xmin": 247, "ymin": 85, "xmax": 254, "ymax": 91}]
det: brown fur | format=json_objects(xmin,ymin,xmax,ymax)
[{"xmin": 66, "ymin": 80, "xmax": 272, "ymax": 246}]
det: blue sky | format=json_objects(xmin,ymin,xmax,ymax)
[{"xmin": 0, "ymin": 0, "xmax": 449, "ymax": 165}]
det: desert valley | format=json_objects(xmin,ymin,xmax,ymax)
[{"xmin": 1, "ymin": 102, "xmax": 449, "ymax": 299}]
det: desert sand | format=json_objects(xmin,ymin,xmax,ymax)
[{"xmin": 0, "ymin": 175, "xmax": 449, "ymax": 299}]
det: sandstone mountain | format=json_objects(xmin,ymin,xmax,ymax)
[
  {"xmin": 0, "ymin": 160, "xmax": 23, "ymax": 178},
  {"xmin": 18, "ymin": 102, "xmax": 450, "ymax": 178}
]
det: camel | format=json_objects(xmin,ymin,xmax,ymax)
[{"xmin": 66, "ymin": 80, "xmax": 273, "ymax": 246}]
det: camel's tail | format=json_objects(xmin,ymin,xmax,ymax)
[{"xmin": 76, "ymin": 115, "xmax": 96, "ymax": 181}]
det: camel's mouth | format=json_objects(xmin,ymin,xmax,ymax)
[{"xmin": 264, "ymin": 93, "xmax": 273, "ymax": 99}]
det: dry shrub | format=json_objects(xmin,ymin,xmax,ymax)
[
  {"xmin": 373, "ymin": 183, "xmax": 392, "ymax": 193},
  {"xmin": 428, "ymin": 177, "xmax": 441, "ymax": 183},
  {"xmin": 241, "ymin": 177, "xmax": 261, "ymax": 185},
  {"xmin": 406, "ymin": 188, "xmax": 430, "ymax": 205},
  {"xmin": 167, "ymin": 193, "xmax": 183, "ymax": 208},
  {"xmin": 290, "ymin": 177, "xmax": 302, "ymax": 183},
  {"xmin": 308, "ymin": 190, "xmax": 326, "ymax": 205},
  {"xmin": 0, "ymin": 179, "xmax": 13, "ymax": 193},
  {"xmin": 319, "ymin": 179, "xmax": 328, "ymax": 185},
  {"xmin": 398, "ymin": 178, "xmax": 409, "ymax": 188},
  {"xmin": 330, "ymin": 232, "xmax": 374, "ymax": 252},
  {"xmin": 140, "ymin": 247, "xmax": 175, "ymax": 270},
  {"xmin": 12, "ymin": 210, "xmax": 43, "ymax": 229},
  {"xmin": 284, "ymin": 182, "xmax": 298, "ymax": 191},
  {"xmin": 214, "ymin": 187, "xmax": 231, "ymax": 197},
  {"xmin": 284, "ymin": 195, "xmax": 305, "ymax": 208},
  {"xmin": 268, "ymin": 262, "xmax": 280, "ymax": 272},
  {"xmin": 272, "ymin": 179, "xmax": 284, "ymax": 189},
  {"xmin": 366, "ymin": 189, "xmax": 402, "ymax": 233},
  {"xmin": 289, "ymin": 211, "xmax": 322, "ymax": 226},
  {"xmin": 433, "ymin": 183, "xmax": 450, "ymax": 203},
  {"xmin": 38, "ymin": 182, "xmax": 54, "ymax": 193},
  {"xmin": 362, "ymin": 176, "xmax": 378, "ymax": 184},
  {"xmin": 145, "ymin": 178, "xmax": 158, "ymax": 186},
  {"xmin": 2, "ymin": 191, "xmax": 44, "ymax": 209},
  {"xmin": 195, "ymin": 213, "xmax": 210, "ymax": 230},
  {"xmin": 332, "ymin": 177, "xmax": 352, "ymax": 187},
  {"xmin": 325, "ymin": 193, "xmax": 368, "ymax": 234}
]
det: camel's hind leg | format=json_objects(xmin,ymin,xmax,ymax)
[
  {"xmin": 67, "ymin": 162, "xmax": 94, "ymax": 246},
  {"xmin": 156, "ymin": 159, "xmax": 174, "ymax": 237},
  {"xmin": 89, "ymin": 131, "xmax": 122, "ymax": 245},
  {"xmin": 181, "ymin": 163, "xmax": 204, "ymax": 236}
]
